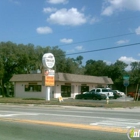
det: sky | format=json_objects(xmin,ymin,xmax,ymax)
[{"xmin": 1, "ymin": 0, "xmax": 140, "ymax": 70}]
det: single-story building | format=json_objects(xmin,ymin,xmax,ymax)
[{"xmin": 10, "ymin": 72, "xmax": 113, "ymax": 99}]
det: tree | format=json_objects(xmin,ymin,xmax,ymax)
[
  {"xmin": 34, "ymin": 45, "xmax": 50, "ymax": 72},
  {"xmin": 74, "ymin": 55, "xmax": 83, "ymax": 67},
  {"xmin": 84, "ymin": 59, "xmax": 108, "ymax": 76},
  {"xmin": 107, "ymin": 60, "xmax": 128, "ymax": 90},
  {"xmin": 0, "ymin": 42, "xmax": 38, "ymax": 96},
  {"xmin": 70, "ymin": 56, "xmax": 85, "ymax": 74},
  {"xmin": 64, "ymin": 58, "xmax": 77, "ymax": 73},
  {"xmin": 129, "ymin": 62, "xmax": 140, "ymax": 84},
  {"xmin": 51, "ymin": 46, "xmax": 66, "ymax": 73},
  {"xmin": 0, "ymin": 56, "xmax": 4, "ymax": 80}
]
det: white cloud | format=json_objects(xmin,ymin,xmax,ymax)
[
  {"xmin": 89, "ymin": 17, "xmax": 100, "ymax": 24},
  {"xmin": 60, "ymin": 38, "xmax": 73, "ymax": 44},
  {"xmin": 66, "ymin": 46, "xmax": 84, "ymax": 53},
  {"xmin": 116, "ymin": 40, "xmax": 129, "ymax": 45},
  {"xmin": 104, "ymin": 60, "xmax": 112, "ymax": 65},
  {"xmin": 102, "ymin": 6, "xmax": 114, "ymax": 16},
  {"xmin": 101, "ymin": 0, "xmax": 140, "ymax": 16},
  {"xmin": 36, "ymin": 26, "xmax": 53, "ymax": 34},
  {"xmin": 47, "ymin": 8, "xmax": 87, "ymax": 26},
  {"xmin": 43, "ymin": 7, "xmax": 57, "ymax": 13},
  {"xmin": 135, "ymin": 26, "xmax": 140, "ymax": 35},
  {"xmin": 75, "ymin": 46, "xmax": 84, "ymax": 51},
  {"xmin": 47, "ymin": 0, "xmax": 68, "ymax": 4},
  {"xmin": 119, "ymin": 56, "xmax": 140, "ymax": 70},
  {"xmin": 9, "ymin": 0, "xmax": 20, "ymax": 5},
  {"xmin": 119, "ymin": 56, "xmax": 138, "ymax": 64}
]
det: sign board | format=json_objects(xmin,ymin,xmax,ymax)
[
  {"xmin": 123, "ymin": 75, "xmax": 129, "ymax": 87},
  {"xmin": 44, "ymin": 75, "xmax": 55, "ymax": 86},
  {"xmin": 123, "ymin": 75, "xmax": 130, "ymax": 80},
  {"xmin": 123, "ymin": 79, "xmax": 129, "ymax": 87},
  {"xmin": 42, "ymin": 53, "xmax": 55, "ymax": 69},
  {"xmin": 43, "ymin": 69, "xmax": 55, "ymax": 86}
]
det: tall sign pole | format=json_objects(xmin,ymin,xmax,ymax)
[
  {"xmin": 123, "ymin": 75, "xmax": 130, "ymax": 102},
  {"xmin": 42, "ymin": 53, "xmax": 55, "ymax": 101}
]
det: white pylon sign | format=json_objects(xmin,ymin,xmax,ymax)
[{"xmin": 42, "ymin": 53, "xmax": 55, "ymax": 69}]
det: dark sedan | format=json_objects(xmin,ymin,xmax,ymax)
[
  {"xmin": 75, "ymin": 90, "xmax": 106, "ymax": 100},
  {"xmin": 75, "ymin": 93, "xmax": 84, "ymax": 99}
]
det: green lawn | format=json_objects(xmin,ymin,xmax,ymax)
[{"xmin": 0, "ymin": 97, "xmax": 140, "ymax": 108}]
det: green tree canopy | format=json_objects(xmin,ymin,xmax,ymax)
[
  {"xmin": 0, "ymin": 41, "xmax": 139, "ymax": 96},
  {"xmin": 129, "ymin": 62, "xmax": 140, "ymax": 84},
  {"xmin": 84, "ymin": 60, "xmax": 108, "ymax": 76}
]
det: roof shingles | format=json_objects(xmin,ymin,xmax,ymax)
[{"xmin": 10, "ymin": 73, "xmax": 113, "ymax": 84}]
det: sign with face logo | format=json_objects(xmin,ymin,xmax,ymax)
[
  {"xmin": 42, "ymin": 53, "xmax": 55, "ymax": 69},
  {"xmin": 42, "ymin": 53, "xmax": 55, "ymax": 87}
]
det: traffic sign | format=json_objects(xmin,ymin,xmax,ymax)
[
  {"xmin": 123, "ymin": 80, "xmax": 129, "ymax": 87},
  {"xmin": 123, "ymin": 75, "xmax": 130, "ymax": 80}
]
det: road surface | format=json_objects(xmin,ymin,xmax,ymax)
[{"xmin": 0, "ymin": 104, "xmax": 139, "ymax": 140}]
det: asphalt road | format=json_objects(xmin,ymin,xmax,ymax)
[
  {"xmin": 0, "ymin": 120, "xmax": 128, "ymax": 140},
  {"xmin": 0, "ymin": 104, "xmax": 139, "ymax": 140}
]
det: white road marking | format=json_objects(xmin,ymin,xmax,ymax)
[
  {"xmin": 90, "ymin": 123, "xmax": 98, "ymax": 125},
  {"xmin": 0, "ymin": 110, "xmax": 139, "ymax": 122},
  {"xmin": 0, "ymin": 112, "xmax": 40, "ymax": 117},
  {"xmin": 0, "ymin": 114, "xmax": 19, "ymax": 117},
  {"xmin": 90, "ymin": 120, "xmax": 140, "ymax": 128},
  {"xmin": 0, "ymin": 110, "xmax": 139, "ymax": 129}
]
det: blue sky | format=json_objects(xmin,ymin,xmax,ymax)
[{"xmin": 1, "ymin": 0, "xmax": 140, "ymax": 70}]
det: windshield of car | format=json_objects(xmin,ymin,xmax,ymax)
[{"xmin": 102, "ymin": 89, "xmax": 108, "ymax": 92}]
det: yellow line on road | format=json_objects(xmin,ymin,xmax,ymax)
[{"xmin": 0, "ymin": 118, "xmax": 127, "ymax": 134}]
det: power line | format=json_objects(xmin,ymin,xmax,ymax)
[
  {"xmin": 57, "ymin": 32, "xmax": 135, "ymax": 47},
  {"xmin": 63, "ymin": 42, "xmax": 140, "ymax": 56}
]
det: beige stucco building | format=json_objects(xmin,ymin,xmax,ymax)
[{"xmin": 10, "ymin": 73, "xmax": 113, "ymax": 99}]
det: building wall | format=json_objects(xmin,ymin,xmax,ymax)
[
  {"xmin": 54, "ymin": 82, "xmax": 61, "ymax": 98},
  {"xmin": 53, "ymin": 82, "xmax": 82, "ymax": 98},
  {"xmin": 14, "ymin": 82, "xmax": 46, "ymax": 98},
  {"xmin": 14, "ymin": 81, "xmax": 109, "ymax": 99},
  {"xmin": 53, "ymin": 82, "xmax": 107, "ymax": 98}
]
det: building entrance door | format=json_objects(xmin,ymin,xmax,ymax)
[
  {"xmin": 81, "ymin": 86, "xmax": 89, "ymax": 94},
  {"xmin": 61, "ymin": 85, "xmax": 71, "ymax": 97}
]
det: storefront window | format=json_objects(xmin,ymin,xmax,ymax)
[{"xmin": 25, "ymin": 85, "xmax": 41, "ymax": 92}]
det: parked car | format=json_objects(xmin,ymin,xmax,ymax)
[
  {"xmin": 83, "ymin": 92, "xmax": 88, "ymax": 94},
  {"xmin": 75, "ymin": 90, "xmax": 106, "ymax": 100},
  {"xmin": 112, "ymin": 90, "xmax": 122, "ymax": 99},
  {"xmin": 112, "ymin": 90, "xmax": 124, "ymax": 96},
  {"xmin": 127, "ymin": 92, "xmax": 135, "ymax": 97},
  {"xmin": 91, "ymin": 88, "xmax": 114, "ymax": 98},
  {"xmin": 75, "ymin": 93, "xmax": 84, "ymax": 99},
  {"xmin": 87, "ymin": 90, "xmax": 106, "ymax": 100},
  {"xmin": 120, "ymin": 91, "xmax": 125, "ymax": 96}
]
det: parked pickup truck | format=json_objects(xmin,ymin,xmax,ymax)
[{"xmin": 91, "ymin": 88, "xmax": 114, "ymax": 98}]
